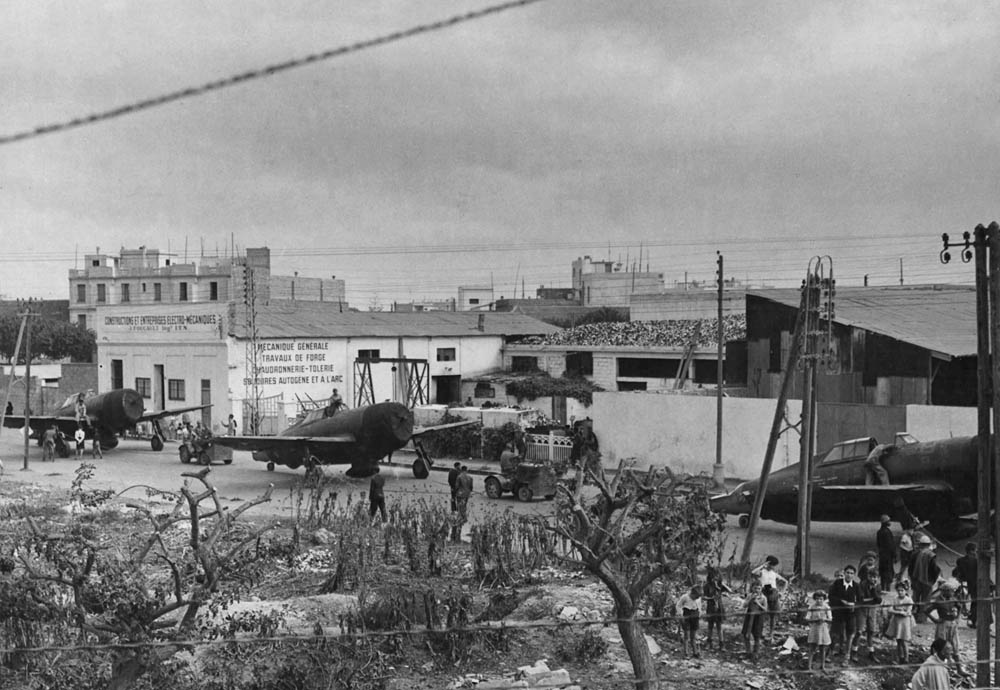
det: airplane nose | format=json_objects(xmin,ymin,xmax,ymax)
[
  {"xmin": 709, "ymin": 490, "xmax": 748, "ymax": 515},
  {"xmin": 122, "ymin": 390, "xmax": 145, "ymax": 424}
]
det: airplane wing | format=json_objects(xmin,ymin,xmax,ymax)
[
  {"xmin": 2, "ymin": 414, "xmax": 80, "ymax": 437},
  {"xmin": 213, "ymin": 433, "xmax": 356, "ymax": 453},
  {"xmin": 816, "ymin": 482, "xmax": 952, "ymax": 494},
  {"xmin": 139, "ymin": 404, "xmax": 212, "ymax": 423},
  {"xmin": 412, "ymin": 419, "xmax": 479, "ymax": 436}
]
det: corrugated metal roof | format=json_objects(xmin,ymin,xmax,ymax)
[
  {"xmin": 749, "ymin": 285, "xmax": 977, "ymax": 358},
  {"xmin": 229, "ymin": 303, "xmax": 561, "ymax": 339}
]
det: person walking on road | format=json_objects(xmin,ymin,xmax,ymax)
[
  {"xmin": 876, "ymin": 514, "xmax": 897, "ymax": 589},
  {"xmin": 455, "ymin": 466, "xmax": 473, "ymax": 521},
  {"xmin": 42, "ymin": 425, "xmax": 57, "ymax": 462},
  {"xmin": 368, "ymin": 467, "xmax": 387, "ymax": 523},
  {"xmin": 74, "ymin": 426, "xmax": 86, "ymax": 459},
  {"xmin": 90, "ymin": 435, "xmax": 103, "ymax": 460},
  {"xmin": 447, "ymin": 461, "xmax": 461, "ymax": 512}
]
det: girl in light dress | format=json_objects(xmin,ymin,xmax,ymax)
[
  {"xmin": 887, "ymin": 580, "xmax": 914, "ymax": 664},
  {"xmin": 805, "ymin": 590, "xmax": 832, "ymax": 671}
]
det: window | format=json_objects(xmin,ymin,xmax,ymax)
[
  {"xmin": 135, "ymin": 377, "xmax": 151, "ymax": 398},
  {"xmin": 111, "ymin": 359, "xmax": 124, "ymax": 390},
  {"xmin": 142, "ymin": 282, "xmax": 147, "ymax": 292},
  {"xmin": 469, "ymin": 298, "xmax": 480, "ymax": 305},
  {"xmin": 436, "ymin": 347, "xmax": 456, "ymax": 362},
  {"xmin": 617, "ymin": 381, "xmax": 648, "ymax": 391},
  {"xmin": 565, "ymin": 352, "xmax": 593, "ymax": 376},
  {"xmin": 511, "ymin": 356, "xmax": 538, "ymax": 372},
  {"xmin": 167, "ymin": 379, "xmax": 185, "ymax": 401},
  {"xmin": 153, "ymin": 283, "xmax": 162, "ymax": 301},
  {"xmin": 91, "ymin": 259, "xmax": 100, "ymax": 267},
  {"xmin": 210, "ymin": 281, "xmax": 219, "ymax": 301},
  {"xmin": 179, "ymin": 282, "xmax": 189, "ymax": 301},
  {"xmin": 96, "ymin": 284, "xmax": 106, "ymax": 303},
  {"xmin": 77, "ymin": 314, "xmax": 87, "ymax": 329},
  {"xmin": 76, "ymin": 284, "xmax": 86, "ymax": 303},
  {"xmin": 358, "ymin": 349, "xmax": 381, "ymax": 361},
  {"xmin": 121, "ymin": 283, "xmax": 130, "ymax": 302},
  {"xmin": 618, "ymin": 358, "xmax": 676, "ymax": 378},
  {"xmin": 474, "ymin": 382, "xmax": 495, "ymax": 398}
]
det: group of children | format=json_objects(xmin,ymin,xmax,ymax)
[{"xmin": 673, "ymin": 552, "xmax": 965, "ymax": 674}]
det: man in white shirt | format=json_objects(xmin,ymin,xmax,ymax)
[{"xmin": 74, "ymin": 427, "xmax": 86, "ymax": 459}]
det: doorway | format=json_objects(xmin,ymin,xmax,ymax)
[
  {"xmin": 153, "ymin": 364, "xmax": 165, "ymax": 411},
  {"xmin": 433, "ymin": 375, "xmax": 461, "ymax": 404}
]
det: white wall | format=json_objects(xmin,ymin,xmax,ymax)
[
  {"xmin": 905, "ymin": 404, "xmax": 978, "ymax": 440},
  {"xmin": 591, "ymin": 391, "xmax": 802, "ymax": 480}
]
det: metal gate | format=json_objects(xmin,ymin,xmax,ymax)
[
  {"xmin": 242, "ymin": 393, "xmax": 284, "ymax": 435},
  {"xmin": 525, "ymin": 432, "xmax": 574, "ymax": 463}
]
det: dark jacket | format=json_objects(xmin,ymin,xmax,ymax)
[
  {"xmin": 876, "ymin": 525, "xmax": 897, "ymax": 560},
  {"xmin": 369, "ymin": 473, "xmax": 386, "ymax": 501},
  {"xmin": 828, "ymin": 578, "xmax": 860, "ymax": 618},
  {"xmin": 455, "ymin": 471, "xmax": 473, "ymax": 499},
  {"xmin": 447, "ymin": 467, "xmax": 460, "ymax": 493}
]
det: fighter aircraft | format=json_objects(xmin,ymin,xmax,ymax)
[
  {"xmin": 2, "ymin": 389, "xmax": 210, "ymax": 454},
  {"xmin": 212, "ymin": 401, "xmax": 476, "ymax": 478},
  {"xmin": 710, "ymin": 433, "xmax": 980, "ymax": 538}
]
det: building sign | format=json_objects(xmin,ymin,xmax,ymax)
[
  {"xmin": 103, "ymin": 313, "xmax": 222, "ymax": 333},
  {"xmin": 242, "ymin": 340, "xmax": 343, "ymax": 388}
]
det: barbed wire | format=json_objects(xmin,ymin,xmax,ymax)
[{"xmin": 0, "ymin": 0, "xmax": 549, "ymax": 147}]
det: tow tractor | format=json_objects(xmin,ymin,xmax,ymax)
[
  {"xmin": 178, "ymin": 434, "xmax": 233, "ymax": 466},
  {"xmin": 483, "ymin": 449, "xmax": 557, "ymax": 502}
]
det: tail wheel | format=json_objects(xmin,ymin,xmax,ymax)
[
  {"xmin": 150, "ymin": 436, "xmax": 164, "ymax": 452},
  {"xmin": 516, "ymin": 485, "xmax": 533, "ymax": 502},
  {"xmin": 412, "ymin": 458, "xmax": 430, "ymax": 479},
  {"xmin": 738, "ymin": 514, "xmax": 750, "ymax": 528},
  {"xmin": 199, "ymin": 451, "xmax": 211, "ymax": 466},
  {"xmin": 179, "ymin": 446, "xmax": 191, "ymax": 464},
  {"xmin": 485, "ymin": 476, "xmax": 502, "ymax": 499},
  {"xmin": 266, "ymin": 462, "xmax": 275, "ymax": 471}
]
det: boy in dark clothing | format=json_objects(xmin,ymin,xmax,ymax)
[
  {"xmin": 954, "ymin": 543, "xmax": 979, "ymax": 627},
  {"xmin": 829, "ymin": 565, "xmax": 860, "ymax": 659},
  {"xmin": 853, "ymin": 569, "xmax": 882, "ymax": 661},
  {"xmin": 447, "ymin": 461, "xmax": 461, "ymax": 512},
  {"xmin": 368, "ymin": 467, "xmax": 387, "ymax": 523},
  {"xmin": 876, "ymin": 515, "xmax": 897, "ymax": 589}
]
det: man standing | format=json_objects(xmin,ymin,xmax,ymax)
[
  {"xmin": 455, "ymin": 465, "xmax": 474, "ymax": 522},
  {"xmin": 911, "ymin": 638, "xmax": 953, "ymax": 690},
  {"xmin": 953, "ymin": 543, "xmax": 979, "ymax": 628},
  {"xmin": 42, "ymin": 425, "xmax": 57, "ymax": 462},
  {"xmin": 447, "ymin": 461, "xmax": 461, "ymax": 512},
  {"xmin": 876, "ymin": 515, "xmax": 897, "ymax": 590},
  {"xmin": 910, "ymin": 534, "xmax": 941, "ymax": 616},
  {"xmin": 90, "ymin": 435, "xmax": 103, "ymax": 460},
  {"xmin": 224, "ymin": 414, "xmax": 238, "ymax": 436},
  {"xmin": 829, "ymin": 564, "xmax": 859, "ymax": 659},
  {"xmin": 74, "ymin": 426, "xmax": 86, "ymax": 459},
  {"xmin": 368, "ymin": 467, "xmax": 387, "ymax": 523}
]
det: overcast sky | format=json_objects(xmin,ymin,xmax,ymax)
[{"xmin": 2, "ymin": 0, "xmax": 998, "ymax": 307}]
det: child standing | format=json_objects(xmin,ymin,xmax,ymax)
[
  {"xmin": 741, "ymin": 581, "xmax": 768, "ymax": 662},
  {"xmin": 751, "ymin": 555, "xmax": 788, "ymax": 643},
  {"xmin": 926, "ymin": 581, "xmax": 970, "ymax": 680},
  {"xmin": 675, "ymin": 585, "xmax": 704, "ymax": 658},
  {"xmin": 805, "ymin": 590, "xmax": 832, "ymax": 671},
  {"xmin": 887, "ymin": 581, "xmax": 913, "ymax": 664},
  {"xmin": 91, "ymin": 435, "xmax": 103, "ymax": 459},
  {"xmin": 703, "ymin": 566, "xmax": 733, "ymax": 651}
]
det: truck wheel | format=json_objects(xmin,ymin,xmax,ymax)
[
  {"xmin": 150, "ymin": 436, "xmax": 164, "ymax": 452},
  {"xmin": 199, "ymin": 451, "xmax": 211, "ymax": 466},
  {"xmin": 516, "ymin": 485, "xmax": 534, "ymax": 502},
  {"xmin": 412, "ymin": 458, "xmax": 429, "ymax": 479},
  {"xmin": 738, "ymin": 514, "xmax": 750, "ymax": 528},
  {"xmin": 485, "ymin": 476, "xmax": 502, "ymax": 499},
  {"xmin": 179, "ymin": 446, "xmax": 190, "ymax": 464}
]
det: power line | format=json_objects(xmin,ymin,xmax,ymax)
[{"xmin": 0, "ymin": 0, "xmax": 550, "ymax": 147}]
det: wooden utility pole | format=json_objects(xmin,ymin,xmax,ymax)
[
  {"xmin": 21, "ymin": 304, "xmax": 36, "ymax": 471},
  {"xmin": 987, "ymin": 223, "xmax": 1000, "ymax": 684},
  {"xmin": 714, "ymin": 252, "xmax": 725, "ymax": 488}
]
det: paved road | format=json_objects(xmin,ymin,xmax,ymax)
[{"xmin": 1, "ymin": 432, "xmax": 961, "ymax": 578}]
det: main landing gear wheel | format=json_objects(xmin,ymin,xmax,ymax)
[
  {"xmin": 266, "ymin": 462, "xmax": 275, "ymax": 472},
  {"xmin": 179, "ymin": 446, "xmax": 191, "ymax": 464},
  {"xmin": 738, "ymin": 514, "xmax": 750, "ymax": 528},
  {"xmin": 516, "ymin": 485, "xmax": 534, "ymax": 502},
  {"xmin": 412, "ymin": 458, "xmax": 430, "ymax": 479},
  {"xmin": 224, "ymin": 455, "xmax": 232, "ymax": 465},
  {"xmin": 199, "ymin": 451, "xmax": 211, "ymax": 466},
  {"xmin": 485, "ymin": 476, "xmax": 502, "ymax": 499},
  {"xmin": 150, "ymin": 436, "xmax": 164, "ymax": 452}
]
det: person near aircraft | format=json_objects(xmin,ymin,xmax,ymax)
[
  {"xmin": 805, "ymin": 590, "xmax": 832, "ymax": 671},
  {"xmin": 455, "ymin": 465, "xmax": 473, "ymax": 522},
  {"xmin": 926, "ymin": 582, "xmax": 969, "ymax": 680},
  {"xmin": 91, "ymin": 435, "xmax": 103, "ymax": 459},
  {"xmin": 887, "ymin": 581, "xmax": 914, "ymax": 664},
  {"xmin": 75, "ymin": 393, "xmax": 88, "ymax": 427},
  {"xmin": 829, "ymin": 564, "xmax": 859, "ymax": 658},
  {"xmin": 447, "ymin": 461, "xmax": 461, "ymax": 512},
  {"xmin": 910, "ymin": 638, "xmax": 953, "ymax": 690},
  {"xmin": 909, "ymin": 534, "xmax": 941, "ymax": 617},
  {"xmin": 876, "ymin": 515, "xmax": 897, "ymax": 589},
  {"xmin": 864, "ymin": 441, "xmax": 894, "ymax": 485},
  {"xmin": 42, "ymin": 425, "xmax": 57, "ymax": 462},
  {"xmin": 74, "ymin": 426, "xmax": 86, "ymax": 459},
  {"xmin": 953, "ymin": 543, "xmax": 980, "ymax": 628},
  {"xmin": 368, "ymin": 467, "xmax": 387, "ymax": 523},
  {"xmin": 224, "ymin": 414, "xmax": 238, "ymax": 436},
  {"xmin": 853, "ymin": 568, "xmax": 882, "ymax": 661},
  {"xmin": 325, "ymin": 389, "xmax": 345, "ymax": 417},
  {"xmin": 740, "ymin": 580, "xmax": 768, "ymax": 663},
  {"xmin": 703, "ymin": 566, "xmax": 732, "ymax": 651}
]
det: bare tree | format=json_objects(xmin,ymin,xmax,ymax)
[
  {"xmin": 548, "ymin": 460, "xmax": 724, "ymax": 690},
  {"xmin": 15, "ymin": 468, "xmax": 274, "ymax": 689}
]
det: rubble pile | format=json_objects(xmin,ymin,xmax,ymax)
[{"xmin": 520, "ymin": 315, "xmax": 746, "ymax": 349}]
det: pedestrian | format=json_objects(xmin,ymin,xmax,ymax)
[
  {"xmin": 751, "ymin": 555, "xmax": 787, "ymax": 643},
  {"xmin": 926, "ymin": 581, "xmax": 968, "ymax": 680},
  {"xmin": 887, "ymin": 581, "xmax": 914, "ymax": 664},
  {"xmin": 910, "ymin": 638, "xmax": 953, "ymax": 690},
  {"xmin": 447, "ymin": 461, "xmax": 461, "ymax": 512},
  {"xmin": 75, "ymin": 393, "xmax": 88, "ymax": 427},
  {"xmin": 853, "ymin": 568, "xmax": 882, "ymax": 662},
  {"xmin": 675, "ymin": 584, "xmax": 703, "ymax": 658},
  {"xmin": 42, "ymin": 425, "xmax": 57, "ymax": 462},
  {"xmin": 74, "ymin": 426, "xmax": 86, "ymax": 459},
  {"xmin": 224, "ymin": 413, "xmax": 238, "ymax": 436},
  {"xmin": 829, "ymin": 564, "xmax": 859, "ymax": 659},
  {"xmin": 805, "ymin": 590, "xmax": 832, "ymax": 671},
  {"xmin": 953, "ymin": 542, "xmax": 978, "ymax": 628},
  {"xmin": 167, "ymin": 418, "xmax": 177, "ymax": 441},
  {"xmin": 455, "ymin": 465, "xmax": 473, "ymax": 521},
  {"xmin": 740, "ymin": 580, "xmax": 768, "ymax": 663},
  {"xmin": 90, "ymin": 435, "xmax": 103, "ymax": 459},
  {"xmin": 909, "ymin": 534, "xmax": 941, "ymax": 618},
  {"xmin": 876, "ymin": 515, "xmax": 897, "ymax": 589},
  {"xmin": 703, "ymin": 566, "xmax": 733, "ymax": 651},
  {"xmin": 368, "ymin": 467, "xmax": 387, "ymax": 523},
  {"xmin": 898, "ymin": 525, "xmax": 914, "ymax": 582}
]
